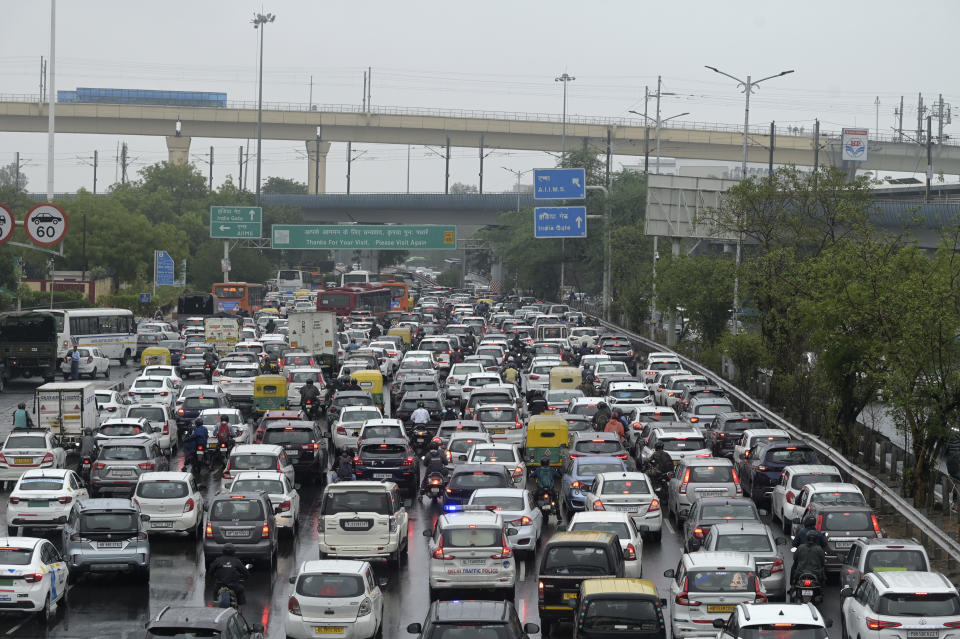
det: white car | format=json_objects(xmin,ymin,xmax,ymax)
[
  {"xmin": 426, "ymin": 508, "xmax": 516, "ymax": 599},
  {"xmin": 285, "ymin": 559, "xmax": 385, "ymax": 639},
  {"xmin": 142, "ymin": 365, "xmax": 183, "ymax": 392},
  {"xmin": 441, "ymin": 363, "xmax": 483, "ymax": 401},
  {"xmin": 0, "ymin": 536, "xmax": 69, "ymax": 623},
  {"xmin": 227, "ymin": 470, "xmax": 300, "ymax": 533},
  {"xmin": 221, "ymin": 444, "xmax": 295, "ymax": 491},
  {"xmin": 442, "ymin": 433, "xmax": 492, "ymax": 472},
  {"xmin": 317, "ymin": 481, "xmax": 408, "ymax": 564},
  {"xmin": 770, "ymin": 464, "xmax": 842, "ymax": 530},
  {"xmin": 357, "ymin": 419, "xmax": 407, "ymax": 447},
  {"xmin": 95, "ymin": 417, "xmax": 161, "ymax": 449},
  {"xmin": 124, "ymin": 403, "xmax": 178, "ymax": 454},
  {"xmin": 521, "ymin": 360, "xmax": 562, "ymax": 396},
  {"xmin": 467, "ymin": 488, "xmax": 543, "ymax": 555},
  {"xmin": 216, "ymin": 362, "xmax": 260, "ymax": 402},
  {"xmin": 198, "ymin": 408, "xmax": 249, "ymax": 446},
  {"xmin": 657, "ymin": 373, "xmax": 707, "ymax": 408},
  {"xmin": 95, "ymin": 389, "xmax": 130, "ymax": 417},
  {"xmin": 6, "ymin": 469, "xmax": 88, "ymax": 535},
  {"xmin": 715, "ymin": 603, "xmax": 830, "ymax": 639},
  {"xmin": 0, "ymin": 430, "xmax": 66, "ymax": 484},
  {"xmin": 460, "ymin": 372, "xmax": 503, "ymax": 408},
  {"xmin": 786, "ymin": 481, "xmax": 867, "ymax": 535},
  {"xmin": 286, "ymin": 367, "xmax": 324, "ymax": 407},
  {"xmin": 134, "ymin": 471, "xmax": 203, "ymax": 536},
  {"xmin": 605, "ymin": 380, "xmax": 655, "ymax": 410},
  {"xmin": 127, "ymin": 375, "xmax": 178, "ymax": 409},
  {"xmin": 582, "ymin": 471, "xmax": 663, "ymax": 541},
  {"xmin": 460, "ymin": 443, "xmax": 526, "ymax": 489},
  {"xmin": 841, "ymin": 571, "xmax": 960, "ymax": 639},
  {"xmin": 331, "ymin": 406, "xmax": 384, "ymax": 453},
  {"xmin": 60, "ymin": 346, "xmax": 111, "ymax": 379},
  {"xmin": 566, "ymin": 511, "xmax": 644, "ymax": 578}
]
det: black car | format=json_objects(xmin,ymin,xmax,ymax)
[
  {"xmin": 175, "ymin": 393, "xmax": 230, "ymax": 435},
  {"xmin": 391, "ymin": 375, "xmax": 442, "ymax": 405},
  {"xmin": 203, "ymin": 492, "xmax": 278, "ymax": 566},
  {"xmin": 598, "ymin": 335, "xmax": 636, "ymax": 372},
  {"xmin": 259, "ymin": 420, "xmax": 327, "ymax": 482},
  {"xmin": 395, "ymin": 391, "xmax": 444, "ymax": 426},
  {"xmin": 354, "ymin": 437, "xmax": 419, "ymax": 495},
  {"xmin": 407, "ymin": 600, "xmax": 538, "ymax": 638},
  {"xmin": 704, "ymin": 411, "xmax": 768, "ymax": 458},
  {"xmin": 681, "ymin": 496, "xmax": 763, "ymax": 552},
  {"xmin": 443, "ymin": 464, "xmax": 512, "ymax": 506},
  {"xmin": 145, "ymin": 605, "xmax": 264, "ymax": 639},
  {"xmin": 742, "ymin": 442, "xmax": 820, "ymax": 506}
]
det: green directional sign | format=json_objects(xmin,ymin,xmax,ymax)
[
  {"xmin": 210, "ymin": 206, "xmax": 262, "ymax": 239},
  {"xmin": 271, "ymin": 224, "xmax": 457, "ymax": 250}
]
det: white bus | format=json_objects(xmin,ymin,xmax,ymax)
[
  {"xmin": 47, "ymin": 308, "xmax": 137, "ymax": 363},
  {"xmin": 276, "ymin": 269, "xmax": 310, "ymax": 293},
  {"xmin": 340, "ymin": 270, "xmax": 372, "ymax": 287}
]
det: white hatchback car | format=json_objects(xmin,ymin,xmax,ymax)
[
  {"xmin": 0, "ymin": 430, "xmax": 66, "ymax": 485},
  {"xmin": 285, "ymin": 559, "xmax": 385, "ymax": 639},
  {"xmin": 467, "ymin": 488, "xmax": 543, "ymax": 555},
  {"xmin": 286, "ymin": 367, "xmax": 324, "ymax": 407},
  {"xmin": 567, "ymin": 511, "xmax": 644, "ymax": 578},
  {"xmin": 6, "ymin": 469, "xmax": 88, "ymax": 536},
  {"xmin": 331, "ymin": 406, "xmax": 384, "ymax": 453},
  {"xmin": 220, "ymin": 444, "xmax": 295, "ymax": 491},
  {"xmin": 0, "ymin": 537, "xmax": 69, "ymax": 623},
  {"xmin": 134, "ymin": 471, "xmax": 203, "ymax": 536},
  {"xmin": 583, "ymin": 471, "xmax": 663, "ymax": 541},
  {"xmin": 460, "ymin": 443, "xmax": 526, "ymax": 489},
  {"xmin": 61, "ymin": 346, "xmax": 111, "ymax": 379},
  {"xmin": 228, "ymin": 470, "xmax": 300, "ymax": 533}
]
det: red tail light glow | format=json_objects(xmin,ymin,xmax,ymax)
[{"xmin": 866, "ymin": 618, "xmax": 901, "ymax": 630}]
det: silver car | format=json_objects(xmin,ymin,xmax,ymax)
[
  {"xmin": 62, "ymin": 497, "xmax": 151, "ymax": 582},
  {"xmin": 667, "ymin": 456, "xmax": 741, "ymax": 523},
  {"xmin": 90, "ymin": 439, "xmax": 169, "ymax": 497},
  {"xmin": 697, "ymin": 521, "xmax": 787, "ymax": 599}
]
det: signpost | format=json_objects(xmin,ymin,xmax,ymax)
[
  {"xmin": 139, "ymin": 293, "xmax": 151, "ymax": 304},
  {"xmin": 24, "ymin": 203, "xmax": 68, "ymax": 246},
  {"xmin": 533, "ymin": 168, "xmax": 586, "ymax": 200},
  {"xmin": 209, "ymin": 206, "xmax": 262, "ymax": 239},
  {"xmin": 841, "ymin": 128, "xmax": 869, "ymax": 162},
  {"xmin": 154, "ymin": 250, "xmax": 175, "ymax": 287},
  {"xmin": 533, "ymin": 206, "xmax": 587, "ymax": 238},
  {"xmin": 0, "ymin": 205, "xmax": 14, "ymax": 245},
  {"xmin": 271, "ymin": 224, "xmax": 457, "ymax": 250}
]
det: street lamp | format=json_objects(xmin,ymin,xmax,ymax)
[
  {"xmin": 502, "ymin": 167, "xmax": 533, "ymax": 213},
  {"xmin": 555, "ymin": 73, "xmax": 575, "ymax": 162},
  {"xmin": 252, "ymin": 11, "xmax": 276, "ymax": 206},
  {"xmin": 705, "ymin": 65, "xmax": 794, "ymax": 333},
  {"xmin": 627, "ymin": 109, "xmax": 689, "ymax": 173}
]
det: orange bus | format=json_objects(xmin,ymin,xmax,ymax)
[
  {"xmin": 211, "ymin": 282, "xmax": 265, "ymax": 315},
  {"xmin": 380, "ymin": 281, "xmax": 410, "ymax": 312}
]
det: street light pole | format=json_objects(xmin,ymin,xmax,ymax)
[
  {"xmin": 502, "ymin": 167, "xmax": 532, "ymax": 213},
  {"xmin": 555, "ymin": 73, "xmax": 575, "ymax": 162},
  {"xmin": 704, "ymin": 65, "xmax": 794, "ymax": 333},
  {"xmin": 252, "ymin": 11, "xmax": 276, "ymax": 207}
]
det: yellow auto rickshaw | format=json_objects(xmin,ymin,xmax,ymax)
[
  {"xmin": 139, "ymin": 346, "xmax": 171, "ymax": 368},
  {"xmin": 350, "ymin": 369, "xmax": 384, "ymax": 411},
  {"xmin": 253, "ymin": 374, "xmax": 288, "ymax": 413},
  {"xmin": 525, "ymin": 414, "xmax": 569, "ymax": 466},
  {"xmin": 549, "ymin": 366, "xmax": 582, "ymax": 391},
  {"xmin": 387, "ymin": 326, "xmax": 412, "ymax": 345}
]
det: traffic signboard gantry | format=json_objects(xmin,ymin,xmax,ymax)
[{"xmin": 271, "ymin": 224, "xmax": 457, "ymax": 250}]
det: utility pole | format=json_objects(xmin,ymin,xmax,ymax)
[
  {"xmin": 39, "ymin": 57, "xmax": 46, "ymax": 102},
  {"xmin": 937, "ymin": 94, "xmax": 945, "ymax": 143},
  {"xmin": 346, "ymin": 141, "xmax": 352, "ymax": 194},
  {"xmin": 362, "ymin": 71, "xmax": 367, "ymax": 111},
  {"xmin": 367, "ymin": 67, "xmax": 372, "ymax": 110},
  {"xmin": 444, "ymin": 136, "xmax": 450, "ymax": 194},
  {"xmin": 768, "ymin": 121, "xmax": 775, "ymax": 177},
  {"xmin": 14, "ymin": 152, "xmax": 20, "ymax": 191},
  {"xmin": 314, "ymin": 135, "xmax": 321, "ymax": 195},
  {"xmin": 917, "ymin": 93, "xmax": 924, "ymax": 144},
  {"xmin": 238, "ymin": 145, "xmax": 244, "ymax": 189},
  {"xmin": 406, "ymin": 145, "xmax": 411, "ymax": 194},
  {"xmin": 120, "ymin": 142, "xmax": 129, "ymax": 184},
  {"xmin": 208, "ymin": 146, "xmax": 214, "ymax": 190},
  {"xmin": 555, "ymin": 72, "xmax": 575, "ymax": 162},
  {"xmin": 46, "ymin": 0, "xmax": 56, "ymax": 201},
  {"xmin": 655, "ymin": 75, "xmax": 662, "ymax": 171},
  {"xmin": 644, "ymin": 85, "xmax": 651, "ymax": 173},
  {"xmin": 92, "ymin": 150, "xmax": 97, "ymax": 194},
  {"xmin": 308, "ymin": 74, "xmax": 313, "ymax": 110},
  {"xmin": 478, "ymin": 135, "xmax": 484, "ymax": 194},
  {"xmin": 813, "ymin": 119, "xmax": 820, "ymax": 183},
  {"xmin": 874, "ymin": 96, "xmax": 880, "ymax": 139},
  {"xmin": 897, "ymin": 96, "xmax": 904, "ymax": 142},
  {"xmin": 926, "ymin": 115, "xmax": 933, "ymax": 203},
  {"xmin": 243, "ymin": 140, "xmax": 250, "ymax": 191},
  {"xmin": 251, "ymin": 11, "xmax": 276, "ymax": 207}
]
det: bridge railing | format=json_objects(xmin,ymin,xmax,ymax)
[{"xmin": 3, "ymin": 93, "xmax": 955, "ymax": 147}]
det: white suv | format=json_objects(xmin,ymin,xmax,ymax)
[
  {"xmin": 841, "ymin": 571, "xmax": 960, "ymax": 639},
  {"xmin": 134, "ymin": 471, "xmax": 203, "ymax": 536},
  {"xmin": 317, "ymin": 481, "xmax": 408, "ymax": 565}
]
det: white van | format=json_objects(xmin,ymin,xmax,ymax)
[{"xmin": 317, "ymin": 481, "xmax": 408, "ymax": 565}]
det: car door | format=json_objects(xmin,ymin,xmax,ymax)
[
  {"xmin": 41, "ymin": 542, "xmax": 67, "ymax": 603},
  {"xmin": 365, "ymin": 566, "xmax": 384, "ymax": 623},
  {"xmin": 841, "ymin": 544, "xmax": 862, "ymax": 590},
  {"xmin": 284, "ymin": 476, "xmax": 300, "ymax": 520},
  {"xmin": 68, "ymin": 471, "xmax": 88, "ymax": 501},
  {"xmin": 772, "ymin": 470, "xmax": 789, "ymax": 519},
  {"xmin": 390, "ymin": 486, "xmax": 408, "ymax": 543}
]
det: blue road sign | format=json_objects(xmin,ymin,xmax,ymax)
[
  {"xmin": 139, "ymin": 293, "xmax": 151, "ymax": 304},
  {"xmin": 534, "ymin": 206, "xmax": 587, "ymax": 238},
  {"xmin": 155, "ymin": 250, "xmax": 175, "ymax": 286},
  {"xmin": 533, "ymin": 168, "xmax": 586, "ymax": 200}
]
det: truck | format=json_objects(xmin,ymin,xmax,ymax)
[
  {"xmin": 34, "ymin": 381, "xmax": 99, "ymax": 447},
  {"xmin": 0, "ymin": 311, "xmax": 59, "ymax": 382},
  {"xmin": 286, "ymin": 310, "xmax": 338, "ymax": 375},
  {"xmin": 204, "ymin": 317, "xmax": 240, "ymax": 355}
]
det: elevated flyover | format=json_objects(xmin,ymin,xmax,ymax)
[{"xmin": 3, "ymin": 96, "xmax": 959, "ymax": 192}]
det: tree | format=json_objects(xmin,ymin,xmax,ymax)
[
  {"xmin": 449, "ymin": 183, "xmax": 478, "ymax": 194},
  {"xmin": 262, "ymin": 177, "xmax": 307, "ymax": 194},
  {"xmin": 436, "ymin": 268, "xmax": 461, "ymax": 288},
  {"xmin": 0, "ymin": 162, "xmax": 27, "ymax": 191},
  {"xmin": 656, "ymin": 254, "xmax": 734, "ymax": 347}
]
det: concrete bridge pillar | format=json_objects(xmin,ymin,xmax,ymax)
[
  {"xmin": 306, "ymin": 140, "xmax": 332, "ymax": 194},
  {"xmin": 165, "ymin": 136, "xmax": 191, "ymax": 165}
]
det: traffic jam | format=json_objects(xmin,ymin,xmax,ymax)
[{"xmin": 0, "ymin": 282, "xmax": 955, "ymax": 639}]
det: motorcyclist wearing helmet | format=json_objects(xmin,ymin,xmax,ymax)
[
  {"xmin": 792, "ymin": 530, "xmax": 827, "ymax": 588},
  {"xmin": 441, "ymin": 401, "xmax": 458, "ymax": 421},
  {"xmin": 792, "ymin": 514, "xmax": 827, "ymax": 549},
  {"xmin": 649, "ymin": 441, "xmax": 674, "ymax": 476},
  {"xmin": 421, "ymin": 441, "xmax": 447, "ymax": 493},
  {"xmin": 533, "ymin": 456, "xmax": 561, "ymax": 522},
  {"xmin": 592, "ymin": 401, "xmax": 611, "ymax": 431},
  {"xmin": 182, "ymin": 418, "xmax": 209, "ymax": 472},
  {"xmin": 410, "ymin": 401, "xmax": 431, "ymax": 426},
  {"xmin": 208, "ymin": 544, "xmax": 250, "ymax": 606},
  {"xmin": 12, "ymin": 402, "xmax": 33, "ymax": 430},
  {"xmin": 299, "ymin": 378, "xmax": 321, "ymax": 406}
]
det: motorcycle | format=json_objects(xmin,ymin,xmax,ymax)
[
  {"xmin": 650, "ymin": 471, "xmax": 670, "ymax": 506},
  {"xmin": 411, "ymin": 428, "xmax": 432, "ymax": 456},
  {"xmin": 203, "ymin": 362, "xmax": 213, "ymax": 384},
  {"xmin": 789, "ymin": 572, "xmax": 823, "ymax": 604},
  {"xmin": 535, "ymin": 488, "xmax": 557, "ymax": 521},
  {"xmin": 214, "ymin": 565, "xmax": 252, "ymax": 609},
  {"xmin": 79, "ymin": 456, "xmax": 93, "ymax": 484},
  {"xmin": 303, "ymin": 399, "xmax": 320, "ymax": 422},
  {"xmin": 423, "ymin": 472, "xmax": 445, "ymax": 502}
]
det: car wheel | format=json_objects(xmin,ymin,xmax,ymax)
[
  {"xmin": 104, "ymin": 367, "xmax": 110, "ymax": 378},
  {"xmin": 38, "ymin": 593, "xmax": 53, "ymax": 625},
  {"xmin": 88, "ymin": 368, "xmax": 97, "ymax": 379}
]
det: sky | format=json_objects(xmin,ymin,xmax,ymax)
[{"xmin": 2, "ymin": 0, "xmax": 958, "ymax": 195}]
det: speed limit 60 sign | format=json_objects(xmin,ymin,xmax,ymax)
[{"xmin": 25, "ymin": 203, "xmax": 68, "ymax": 246}]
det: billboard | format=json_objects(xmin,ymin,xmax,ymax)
[{"xmin": 841, "ymin": 128, "xmax": 869, "ymax": 162}]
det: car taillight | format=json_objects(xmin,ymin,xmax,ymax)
[
  {"xmin": 336, "ymin": 426, "xmax": 347, "ymax": 435},
  {"xmin": 771, "ymin": 557, "xmax": 784, "ymax": 573},
  {"xmin": 675, "ymin": 578, "xmax": 700, "ymax": 606},
  {"xmin": 943, "ymin": 621, "xmax": 960, "ymax": 628},
  {"xmin": 689, "ymin": 417, "xmax": 699, "ymax": 423},
  {"xmin": 866, "ymin": 618, "xmax": 901, "ymax": 630},
  {"xmin": 615, "ymin": 453, "xmax": 628, "ymax": 460},
  {"xmin": 871, "ymin": 514, "xmax": 882, "ymax": 536},
  {"xmin": 624, "ymin": 543, "xmax": 637, "ymax": 560},
  {"xmin": 57, "ymin": 495, "xmax": 72, "ymax": 504},
  {"xmin": 593, "ymin": 499, "xmax": 605, "ymax": 511},
  {"xmin": 94, "ymin": 462, "xmax": 106, "ymax": 470},
  {"xmin": 512, "ymin": 466, "xmax": 523, "ymax": 479},
  {"xmin": 491, "ymin": 545, "xmax": 513, "ymax": 560},
  {"xmin": 508, "ymin": 516, "xmax": 532, "ymax": 526},
  {"xmin": 648, "ymin": 498, "xmax": 660, "ymax": 513},
  {"xmin": 403, "ymin": 457, "xmax": 415, "ymax": 467},
  {"xmin": 445, "ymin": 487, "xmax": 452, "ymax": 494},
  {"xmin": 41, "ymin": 452, "xmax": 54, "ymax": 465},
  {"xmin": 538, "ymin": 580, "xmax": 544, "ymax": 599},
  {"xmin": 529, "ymin": 375, "xmax": 539, "ymax": 380},
  {"xmin": 160, "ymin": 392, "xmax": 169, "ymax": 397},
  {"xmin": 183, "ymin": 498, "xmax": 195, "ymax": 513},
  {"xmin": 261, "ymin": 524, "xmax": 270, "ymax": 538},
  {"xmin": 23, "ymin": 573, "xmax": 43, "ymax": 584},
  {"xmin": 0, "ymin": 453, "xmax": 7, "ymax": 465},
  {"xmin": 288, "ymin": 596, "xmax": 301, "ymax": 616},
  {"xmin": 679, "ymin": 468, "xmax": 691, "ymax": 494},
  {"xmin": 177, "ymin": 408, "xmax": 185, "ymax": 416},
  {"xmin": 693, "ymin": 527, "xmax": 706, "ymax": 539},
  {"xmin": 8, "ymin": 497, "xmax": 19, "ymax": 505},
  {"xmin": 510, "ymin": 419, "xmax": 523, "ymax": 430},
  {"xmin": 279, "ymin": 500, "xmax": 291, "ymax": 512},
  {"xmin": 138, "ymin": 462, "xmax": 155, "ymax": 470},
  {"xmin": 205, "ymin": 524, "xmax": 213, "ymax": 539},
  {"xmin": 815, "ymin": 514, "xmax": 823, "ymax": 531},
  {"xmin": 432, "ymin": 546, "xmax": 454, "ymax": 560},
  {"xmin": 786, "ymin": 490, "xmax": 795, "ymax": 504},
  {"xmin": 754, "ymin": 576, "xmax": 767, "ymax": 603}
]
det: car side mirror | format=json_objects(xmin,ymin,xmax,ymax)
[
  {"xmin": 759, "ymin": 568, "xmax": 771, "ymax": 579},
  {"xmin": 840, "ymin": 586, "xmax": 853, "ymax": 598},
  {"xmin": 523, "ymin": 622, "xmax": 540, "ymax": 634},
  {"xmin": 422, "ymin": 529, "xmax": 432, "ymax": 537},
  {"xmin": 140, "ymin": 514, "xmax": 151, "ymax": 522},
  {"xmin": 713, "ymin": 619, "xmax": 726, "ymax": 629},
  {"xmin": 663, "ymin": 569, "xmax": 675, "ymax": 578},
  {"xmin": 407, "ymin": 622, "xmax": 423, "ymax": 634},
  {"xmin": 378, "ymin": 576, "xmax": 389, "ymax": 589},
  {"xmin": 506, "ymin": 527, "xmax": 519, "ymax": 536}
]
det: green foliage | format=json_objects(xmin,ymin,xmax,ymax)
[
  {"xmin": 436, "ymin": 269, "xmax": 461, "ymax": 288},
  {"xmin": 262, "ymin": 177, "xmax": 307, "ymax": 194},
  {"xmin": 656, "ymin": 254, "xmax": 734, "ymax": 346},
  {"xmin": 0, "ymin": 161, "xmax": 27, "ymax": 190}
]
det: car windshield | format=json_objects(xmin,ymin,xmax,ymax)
[
  {"xmin": 341, "ymin": 409, "xmax": 381, "ymax": 423},
  {"xmin": 136, "ymin": 481, "xmax": 189, "ymax": 499},
  {"xmin": 792, "ymin": 473, "xmax": 842, "ymax": 489},
  {"xmin": 400, "ymin": 399, "xmax": 441, "ymax": 411},
  {"xmin": 0, "ymin": 548, "xmax": 33, "ymax": 566},
  {"xmin": 541, "ymin": 546, "xmax": 612, "ymax": 575},
  {"xmin": 290, "ymin": 371, "xmax": 319, "ymax": 383},
  {"xmin": 470, "ymin": 495, "xmax": 524, "ymax": 511},
  {"xmin": 439, "ymin": 426, "xmax": 483, "ymax": 439},
  {"xmin": 99, "ymin": 446, "xmax": 148, "ymax": 460},
  {"xmin": 701, "ymin": 504, "xmax": 757, "ymax": 519},
  {"xmin": 99, "ymin": 424, "xmax": 146, "ymax": 437},
  {"xmin": 715, "ymin": 533, "xmax": 773, "ymax": 552},
  {"xmin": 135, "ymin": 380, "xmax": 164, "ymax": 389},
  {"xmin": 231, "ymin": 454, "xmax": 279, "ymax": 470},
  {"xmin": 596, "ymin": 363, "xmax": 628, "ymax": 374},
  {"xmin": 201, "ymin": 413, "xmax": 239, "ymax": 426},
  {"xmin": 262, "ymin": 429, "xmax": 313, "ymax": 445},
  {"xmin": 322, "ymin": 491, "xmax": 390, "ymax": 515},
  {"xmin": 662, "ymin": 438, "xmax": 705, "ymax": 451},
  {"xmin": 5, "ymin": 436, "xmax": 46, "ymax": 449},
  {"xmin": 232, "ymin": 479, "xmax": 284, "ymax": 495},
  {"xmin": 403, "ymin": 382, "xmax": 438, "ymax": 393},
  {"xmin": 17, "ymin": 477, "xmax": 64, "ymax": 491},
  {"xmin": 80, "ymin": 512, "xmax": 137, "ymax": 532},
  {"xmin": 335, "ymin": 397, "xmax": 375, "ymax": 409},
  {"xmin": 360, "ymin": 444, "xmax": 408, "ymax": 457},
  {"xmin": 610, "ymin": 389, "xmax": 650, "ymax": 399},
  {"xmin": 223, "ymin": 368, "xmax": 257, "ymax": 378},
  {"xmin": 810, "ymin": 491, "xmax": 865, "ymax": 506},
  {"xmin": 210, "ymin": 499, "xmax": 264, "ymax": 521},
  {"xmin": 449, "ymin": 472, "xmax": 508, "ymax": 489},
  {"xmin": 738, "ymin": 625, "xmax": 829, "ymax": 639},
  {"xmin": 822, "ymin": 511, "xmax": 873, "ymax": 531},
  {"xmin": 471, "ymin": 448, "xmax": 516, "ymax": 463},
  {"xmin": 127, "ymin": 408, "xmax": 165, "ymax": 421},
  {"xmin": 570, "ymin": 521, "xmax": 631, "ymax": 539},
  {"xmin": 575, "ymin": 440, "xmax": 621, "ymax": 454},
  {"xmin": 362, "ymin": 426, "xmax": 403, "ymax": 439},
  {"xmin": 583, "ymin": 599, "xmax": 659, "ymax": 630},
  {"xmin": 469, "ymin": 393, "xmax": 511, "ymax": 407},
  {"xmin": 578, "ymin": 462, "xmax": 625, "ymax": 477},
  {"xmin": 441, "ymin": 527, "xmax": 501, "ymax": 548},
  {"xmin": 877, "ymin": 593, "xmax": 960, "ymax": 616},
  {"xmin": 477, "ymin": 408, "xmax": 516, "ymax": 422},
  {"xmin": 767, "ymin": 448, "xmax": 819, "ymax": 464},
  {"xmin": 449, "ymin": 439, "xmax": 484, "ymax": 453},
  {"xmin": 689, "ymin": 466, "xmax": 735, "ymax": 482},
  {"xmin": 297, "ymin": 573, "xmax": 365, "ymax": 598},
  {"xmin": 400, "ymin": 360, "xmax": 432, "ymax": 370},
  {"xmin": 601, "ymin": 479, "xmax": 650, "ymax": 495},
  {"xmin": 570, "ymin": 404, "xmax": 599, "ymax": 417},
  {"xmin": 864, "ymin": 549, "xmax": 927, "ymax": 572},
  {"xmin": 688, "ymin": 570, "xmax": 756, "ymax": 592},
  {"xmin": 695, "ymin": 404, "xmax": 734, "ymax": 416},
  {"xmin": 183, "ymin": 398, "xmax": 219, "ymax": 410}
]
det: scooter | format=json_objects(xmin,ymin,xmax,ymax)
[
  {"xmin": 789, "ymin": 572, "xmax": 823, "ymax": 604},
  {"xmin": 535, "ymin": 488, "xmax": 557, "ymax": 522},
  {"xmin": 423, "ymin": 472, "xmax": 445, "ymax": 502},
  {"xmin": 303, "ymin": 399, "xmax": 320, "ymax": 422},
  {"xmin": 79, "ymin": 456, "xmax": 93, "ymax": 485}
]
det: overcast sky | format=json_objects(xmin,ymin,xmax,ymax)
[{"xmin": 2, "ymin": 0, "xmax": 958, "ymax": 194}]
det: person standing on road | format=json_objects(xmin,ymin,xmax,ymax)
[
  {"xmin": 12, "ymin": 403, "xmax": 33, "ymax": 430},
  {"xmin": 70, "ymin": 347, "xmax": 80, "ymax": 380}
]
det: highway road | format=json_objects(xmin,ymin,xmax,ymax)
[{"xmin": 0, "ymin": 365, "xmax": 848, "ymax": 639}]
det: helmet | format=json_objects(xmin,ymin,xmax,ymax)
[
  {"xmin": 222, "ymin": 543, "xmax": 236, "ymax": 556},
  {"xmin": 339, "ymin": 376, "xmax": 350, "ymax": 385},
  {"xmin": 417, "ymin": 401, "xmax": 425, "ymax": 408},
  {"xmin": 611, "ymin": 408, "xmax": 621, "ymax": 418},
  {"xmin": 445, "ymin": 400, "xmax": 455, "ymax": 409},
  {"xmin": 305, "ymin": 379, "xmax": 314, "ymax": 385},
  {"xmin": 541, "ymin": 456, "xmax": 550, "ymax": 467},
  {"xmin": 654, "ymin": 442, "xmax": 665, "ymax": 451},
  {"xmin": 803, "ymin": 515, "xmax": 816, "ymax": 528},
  {"xmin": 195, "ymin": 418, "xmax": 204, "ymax": 427},
  {"xmin": 84, "ymin": 427, "xmax": 93, "ymax": 436},
  {"xmin": 806, "ymin": 530, "xmax": 820, "ymax": 543},
  {"xmin": 598, "ymin": 402, "xmax": 608, "ymax": 410},
  {"xmin": 220, "ymin": 415, "xmax": 230, "ymax": 422},
  {"xmin": 429, "ymin": 441, "xmax": 441, "ymax": 451},
  {"xmin": 17, "ymin": 402, "xmax": 26, "ymax": 409}
]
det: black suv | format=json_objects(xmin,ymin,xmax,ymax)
[
  {"xmin": 395, "ymin": 391, "xmax": 444, "ymax": 426},
  {"xmin": 407, "ymin": 600, "xmax": 538, "ymax": 638},
  {"xmin": 354, "ymin": 437, "xmax": 419, "ymax": 495},
  {"xmin": 146, "ymin": 605, "xmax": 264, "ymax": 638},
  {"xmin": 443, "ymin": 464, "xmax": 512, "ymax": 507},
  {"xmin": 175, "ymin": 392, "xmax": 230, "ymax": 435},
  {"xmin": 259, "ymin": 420, "xmax": 327, "ymax": 483},
  {"xmin": 203, "ymin": 492, "xmax": 278, "ymax": 567},
  {"xmin": 704, "ymin": 411, "xmax": 768, "ymax": 458},
  {"xmin": 742, "ymin": 442, "xmax": 820, "ymax": 506}
]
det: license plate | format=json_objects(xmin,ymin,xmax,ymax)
[
  {"xmin": 287, "ymin": 450, "xmax": 299, "ymax": 457},
  {"xmin": 28, "ymin": 501, "xmax": 49, "ymax": 508},
  {"xmin": 461, "ymin": 559, "xmax": 486, "ymax": 565},
  {"xmin": 489, "ymin": 428, "xmax": 505, "ymax": 434},
  {"xmin": 111, "ymin": 470, "xmax": 134, "ymax": 477},
  {"xmin": 223, "ymin": 529, "xmax": 248, "ymax": 538},
  {"xmin": 314, "ymin": 628, "xmax": 344, "ymax": 635},
  {"xmin": 97, "ymin": 542, "xmax": 122, "ymax": 549},
  {"xmin": 612, "ymin": 505, "xmax": 640, "ymax": 512},
  {"xmin": 834, "ymin": 542, "xmax": 853, "ymax": 549},
  {"xmin": 908, "ymin": 632, "xmax": 939, "ymax": 638},
  {"xmin": 563, "ymin": 592, "xmax": 578, "ymax": 600},
  {"xmin": 0, "ymin": 595, "xmax": 9, "ymax": 602},
  {"xmin": 140, "ymin": 394, "xmax": 156, "ymax": 400},
  {"xmin": 373, "ymin": 473, "xmax": 392, "ymax": 479},
  {"xmin": 151, "ymin": 521, "xmax": 174, "ymax": 529},
  {"xmin": 801, "ymin": 589, "xmax": 814, "ymax": 596},
  {"xmin": 0, "ymin": 579, "xmax": 12, "ymax": 586},
  {"xmin": 13, "ymin": 458, "xmax": 32, "ymax": 465},
  {"xmin": 708, "ymin": 605, "xmax": 736, "ymax": 613}
]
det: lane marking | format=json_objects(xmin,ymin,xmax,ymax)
[{"xmin": 663, "ymin": 517, "xmax": 675, "ymax": 535}]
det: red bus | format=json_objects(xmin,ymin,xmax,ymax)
[
  {"xmin": 211, "ymin": 282, "xmax": 265, "ymax": 315},
  {"xmin": 316, "ymin": 287, "xmax": 391, "ymax": 319}
]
